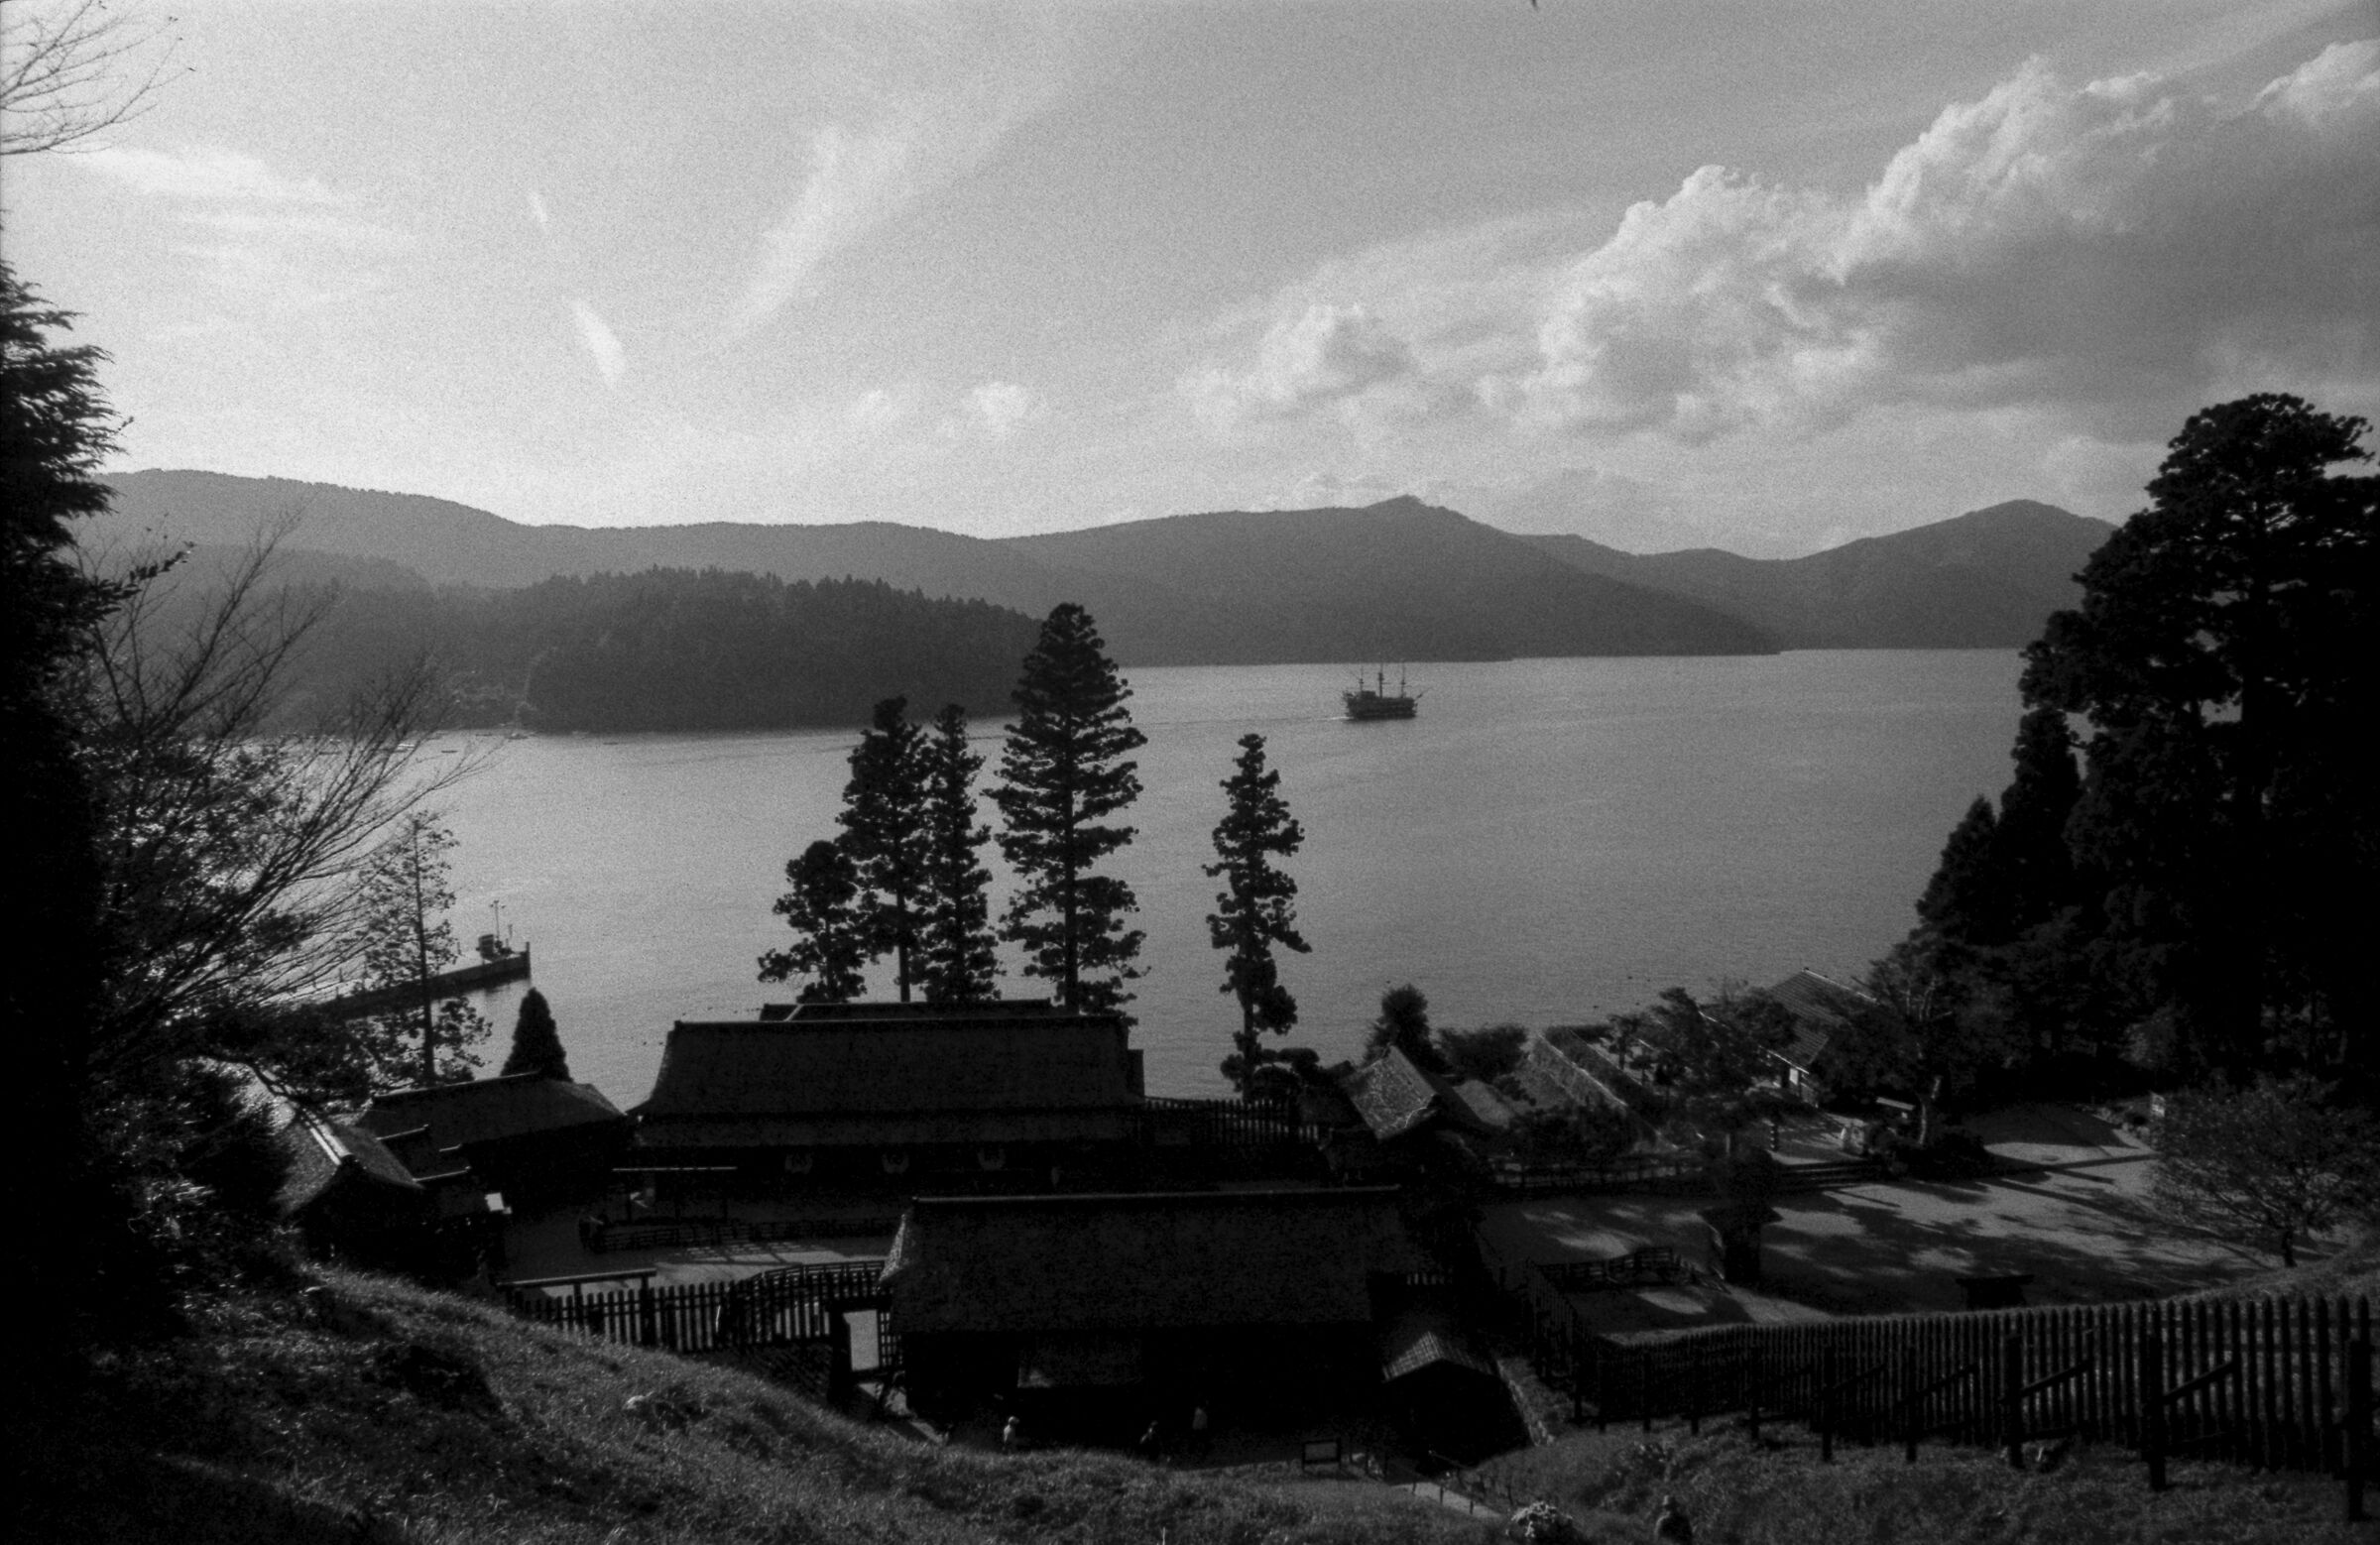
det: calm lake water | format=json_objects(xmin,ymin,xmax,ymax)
[{"xmin": 435, "ymin": 652, "xmax": 2024, "ymax": 1106}]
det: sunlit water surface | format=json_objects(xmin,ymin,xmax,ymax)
[{"xmin": 433, "ymin": 652, "xmax": 2023, "ymax": 1104}]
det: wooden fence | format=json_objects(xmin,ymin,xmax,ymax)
[
  {"xmin": 1514, "ymin": 1284, "xmax": 2374, "ymax": 1496},
  {"xmin": 507, "ymin": 1258, "xmax": 891, "ymax": 1361},
  {"xmin": 1138, "ymin": 1096, "xmax": 1319, "ymax": 1148},
  {"xmin": 1488, "ymin": 1151, "xmax": 1707, "ymax": 1197}
]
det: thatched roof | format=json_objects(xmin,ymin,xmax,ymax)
[
  {"xmin": 1763, "ymin": 968, "xmax": 1871, "ymax": 1071},
  {"xmin": 1338, "ymin": 1048, "xmax": 1445, "ymax": 1140},
  {"xmin": 1379, "ymin": 1310, "xmax": 1498, "ymax": 1383},
  {"xmin": 275, "ymin": 1107, "xmax": 422, "ymax": 1218},
  {"xmin": 635, "ymin": 1001, "xmax": 1142, "ymax": 1148},
  {"xmin": 882, "ymin": 1187, "xmax": 1415, "ymax": 1334},
  {"xmin": 356, "ymin": 1073, "xmax": 627, "ymax": 1161}
]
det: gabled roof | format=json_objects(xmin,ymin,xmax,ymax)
[
  {"xmin": 635, "ymin": 1001, "xmax": 1140, "ymax": 1147},
  {"xmin": 1763, "ymin": 968, "xmax": 1873, "ymax": 1071},
  {"xmin": 356, "ymin": 1073, "xmax": 627, "ymax": 1155},
  {"xmin": 1338, "ymin": 1047, "xmax": 1445, "ymax": 1140},
  {"xmin": 1379, "ymin": 1310, "xmax": 1498, "ymax": 1383},
  {"xmin": 882, "ymin": 1188, "xmax": 1415, "ymax": 1334},
  {"xmin": 275, "ymin": 1107, "xmax": 422, "ymax": 1217}
]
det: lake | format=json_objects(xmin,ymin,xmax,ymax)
[{"xmin": 434, "ymin": 651, "xmax": 2025, "ymax": 1106}]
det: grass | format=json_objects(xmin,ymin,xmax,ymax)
[
  {"xmin": 12, "ymin": 1268, "xmax": 1493, "ymax": 1545},
  {"xmin": 1477, "ymin": 1421, "xmax": 2375, "ymax": 1544},
  {"xmin": 16, "ymin": 1251, "xmax": 2377, "ymax": 1544}
]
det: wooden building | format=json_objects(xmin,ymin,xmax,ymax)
[
  {"xmin": 632, "ymin": 1000, "xmax": 1144, "ymax": 1182},
  {"xmin": 357, "ymin": 1072, "xmax": 631, "ymax": 1205},
  {"xmin": 275, "ymin": 1107, "xmax": 432, "ymax": 1264},
  {"xmin": 1760, "ymin": 968, "xmax": 1873, "ymax": 1102},
  {"xmin": 882, "ymin": 1187, "xmax": 1415, "ymax": 1422}
]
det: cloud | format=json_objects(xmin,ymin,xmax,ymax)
[
  {"xmin": 1511, "ymin": 40, "xmax": 2380, "ymax": 440},
  {"xmin": 1193, "ymin": 43, "xmax": 2379, "ymax": 449},
  {"xmin": 78, "ymin": 145, "xmax": 344, "ymax": 204},
  {"xmin": 949, "ymin": 380, "xmax": 1043, "ymax": 440},
  {"xmin": 733, "ymin": 20, "xmax": 1071, "ymax": 332},
  {"xmin": 1184, "ymin": 303, "xmax": 1428, "ymax": 430},
  {"xmin": 528, "ymin": 188, "xmax": 552, "ymax": 231},
  {"xmin": 570, "ymin": 299, "xmax": 627, "ymax": 388}
]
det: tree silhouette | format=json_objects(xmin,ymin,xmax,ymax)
[
  {"xmin": 2022, "ymin": 393, "xmax": 2377, "ymax": 1078},
  {"xmin": 1206, "ymin": 734, "xmax": 1311, "ymax": 1097},
  {"xmin": 840, "ymin": 696, "xmax": 929, "ymax": 1001},
  {"xmin": 993, "ymin": 605, "xmax": 1146, "ymax": 1015},
  {"xmin": 760, "ymin": 840, "xmax": 870, "ymax": 1004},
  {"xmin": 917, "ymin": 704, "xmax": 999, "ymax": 1004},
  {"xmin": 500, "ymin": 987, "xmax": 569, "ymax": 1080},
  {"xmin": 352, "ymin": 811, "xmax": 490, "ymax": 1087},
  {"xmin": 1366, "ymin": 984, "xmax": 1441, "ymax": 1071}
]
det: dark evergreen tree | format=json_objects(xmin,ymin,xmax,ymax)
[
  {"xmin": 1365, "ymin": 984, "xmax": 1442, "ymax": 1071},
  {"xmin": 1204, "ymin": 733, "xmax": 1311, "ymax": 1098},
  {"xmin": 992, "ymin": 604, "xmax": 1147, "ymax": 1015},
  {"xmin": 3, "ymin": 262, "xmax": 130, "ymax": 1367},
  {"xmin": 917, "ymin": 704, "xmax": 999, "ymax": 1004},
  {"xmin": 1994, "ymin": 705, "xmax": 2083, "ymax": 932},
  {"xmin": 500, "ymin": 987, "xmax": 570, "ymax": 1080},
  {"xmin": 839, "ymin": 696, "xmax": 929, "ymax": 1001},
  {"xmin": 1914, "ymin": 796, "xmax": 2013, "ymax": 946},
  {"xmin": 759, "ymin": 840, "xmax": 869, "ymax": 1004},
  {"xmin": 2023, "ymin": 394, "xmax": 2377, "ymax": 1077}
]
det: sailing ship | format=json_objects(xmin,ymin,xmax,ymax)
[{"xmin": 1343, "ymin": 665, "xmax": 1420, "ymax": 721}]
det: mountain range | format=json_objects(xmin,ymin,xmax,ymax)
[{"xmin": 93, "ymin": 471, "xmax": 2116, "ymax": 664}]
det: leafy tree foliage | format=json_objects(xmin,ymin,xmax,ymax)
[
  {"xmin": 1205, "ymin": 733, "xmax": 1311, "ymax": 1097},
  {"xmin": 993, "ymin": 604, "xmax": 1147, "ymax": 1015},
  {"xmin": 1365, "ymin": 983, "xmax": 1442, "ymax": 1071},
  {"xmin": 840, "ymin": 697, "xmax": 928, "ymax": 1001},
  {"xmin": 2023, "ymin": 395, "xmax": 2376, "ymax": 1080},
  {"xmin": 916, "ymin": 704, "xmax": 999, "ymax": 1005},
  {"xmin": 501, "ymin": 987, "xmax": 569, "ymax": 1080},
  {"xmin": 1435, "ymin": 1023, "xmax": 1529, "ymax": 1084},
  {"xmin": 1511, "ymin": 1102, "xmax": 1636, "ymax": 1168},
  {"xmin": 759, "ymin": 839, "xmax": 869, "ymax": 1004},
  {"xmin": 350, "ymin": 812, "xmax": 490, "ymax": 1087},
  {"xmin": 2151, "ymin": 1077, "xmax": 2380, "ymax": 1266}
]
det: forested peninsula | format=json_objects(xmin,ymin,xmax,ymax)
[{"xmin": 158, "ymin": 559, "xmax": 1042, "ymax": 733}]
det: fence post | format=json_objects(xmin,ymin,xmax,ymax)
[
  {"xmin": 2143, "ymin": 1329, "xmax": 2168, "ymax": 1492},
  {"xmin": 639, "ymin": 1283, "xmax": 658, "ymax": 1349},
  {"xmin": 1820, "ymin": 1346, "xmax": 1836, "ymax": 1464},
  {"xmin": 2002, "ymin": 1331, "xmax": 2026, "ymax": 1469},
  {"xmin": 1902, "ymin": 1345, "xmax": 1919, "ymax": 1465},
  {"xmin": 2349, "ymin": 1335, "xmax": 2371, "ymax": 1524}
]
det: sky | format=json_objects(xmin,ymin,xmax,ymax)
[{"xmin": 5, "ymin": 0, "xmax": 2376, "ymax": 556}]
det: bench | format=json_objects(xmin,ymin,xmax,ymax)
[{"xmin": 1299, "ymin": 1438, "xmax": 1344, "ymax": 1471}]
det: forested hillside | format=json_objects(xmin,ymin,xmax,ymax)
[{"xmin": 146, "ymin": 558, "xmax": 1040, "ymax": 733}]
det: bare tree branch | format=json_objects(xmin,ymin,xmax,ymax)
[{"xmin": 2, "ymin": 0, "xmax": 187, "ymax": 156}]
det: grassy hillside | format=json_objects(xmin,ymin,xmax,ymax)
[
  {"xmin": 13, "ymin": 1268, "xmax": 1486, "ymax": 1545},
  {"xmin": 20, "ymin": 1260, "xmax": 2376, "ymax": 1545}
]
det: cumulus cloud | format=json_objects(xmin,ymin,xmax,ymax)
[
  {"xmin": 1184, "ymin": 303, "xmax": 1428, "ymax": 429},
  {"xmin": 1195, "ymin": 43, "xmax": 2379, "ymax": 449},
  {"xmin": 949, "ymin": 380, "xmax": 1044, "ymax": 439},
  {"xmin": 570, "ymin": 299, "xmax": 627, "ymax": 388},
  {"xmin": 1512, "ymin": 40, "xmax": 2380, "ymax": 440},
  {"xmin": 528, "ymin": 188, "xmax": 552, "ymax": 231}
]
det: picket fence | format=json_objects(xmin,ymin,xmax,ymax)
[
  {"xmin": 507, "ymin": 1259, "xmax": 890, "ymax": 1360},
  {"xmin": 1516, "ymin": 1280, "xmax": 2374, "ymax": 1502}
]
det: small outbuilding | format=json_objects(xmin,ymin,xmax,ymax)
[
  {"xmin": 358, "ymin": 1072, "xmax": 631, "ymax": 1205},
  {"xmin": 275, "ymin": 1107, "xmax": 432, "ymax": 1264},
  {"xmin": 882, "ymin": 1186, "xmax": 1416, "ymax": 1423},
  {"xmin": 1760, "ymin": 968, "xmax": 1872, "ymax": 1103}
]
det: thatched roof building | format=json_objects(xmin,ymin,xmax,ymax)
[
  {"xmin": 358, "ymin": 1072, "xmax": 630, "ymax": 1203},
  {"xmin": 634, "ymin": 1000, "xmax": 1143, "ymax": 1157},
  {"xmin": 274, "ymin": 1107, "xmax": 433, "ymax": 1264},
  {"xmin": 884, "ymin": 1187, "xmax": 1413, "ymax": 1335}
]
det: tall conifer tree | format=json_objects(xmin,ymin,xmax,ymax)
[
  {"xmin": 759, "ymin": 840, "xmax": 869, "ymax": 1003},
  {"xmin": 917, "ymin": 704, "xmax": 999, "ymax": 1004},
  {"xmin": 1994, "ymin": 705, "xmax": 2082, "ymax": 932},
  {"xmin": 1915, "ymin": 795, "xmax": 2012, "ymax": 947},
  {"xmin": 839, "ymin": 696, "xmax": 929, "ymax": 1001},
  {"xmin": 1205, "ymin": 733, "xmax": 1310, "ymax": 1096},
  {"xmin": 500, "ymin": 988, "xmax": 570, "ymax": 1080},
  {"xmin": 993, "ymin": 604, "xmax": 1146, "ymax": 1015}
]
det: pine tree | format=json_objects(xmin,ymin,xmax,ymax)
[
  {"xmin": 917, "ymin": 704, "xmax": 999, "ymax": 1004},
  {"xmin": 839, "ymin": 696, "xmax": 930, "ymax": 1001},
  {"xmin": 1914, "ymin": 795, "xmax": 2013, "ymax": 946},
  {"xmin": 1205, "ymin": 733, "xmax": 1311, "ymax": 1097},
  {"xmin": 759, "ymin": 840, "xmax": 869, "ymax": 1003},
  {"xmin": 500, "ymin": 987, "xmax": 570, "ymax": 1079},
  {"xmin": 1366, "ymin": 984, "xmax": 1441, "ymax": 1070},
  {"xmin": 992, "ymin": 604, "xmax": 1147, "ymax": 1015},
  {"xmin": 353, "ymin": 811, "xmax": 491, "ymax": 1087},
  {"xmin": 1994, "ymin": 705, "xmax": 2082, "ymax": 932}
]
